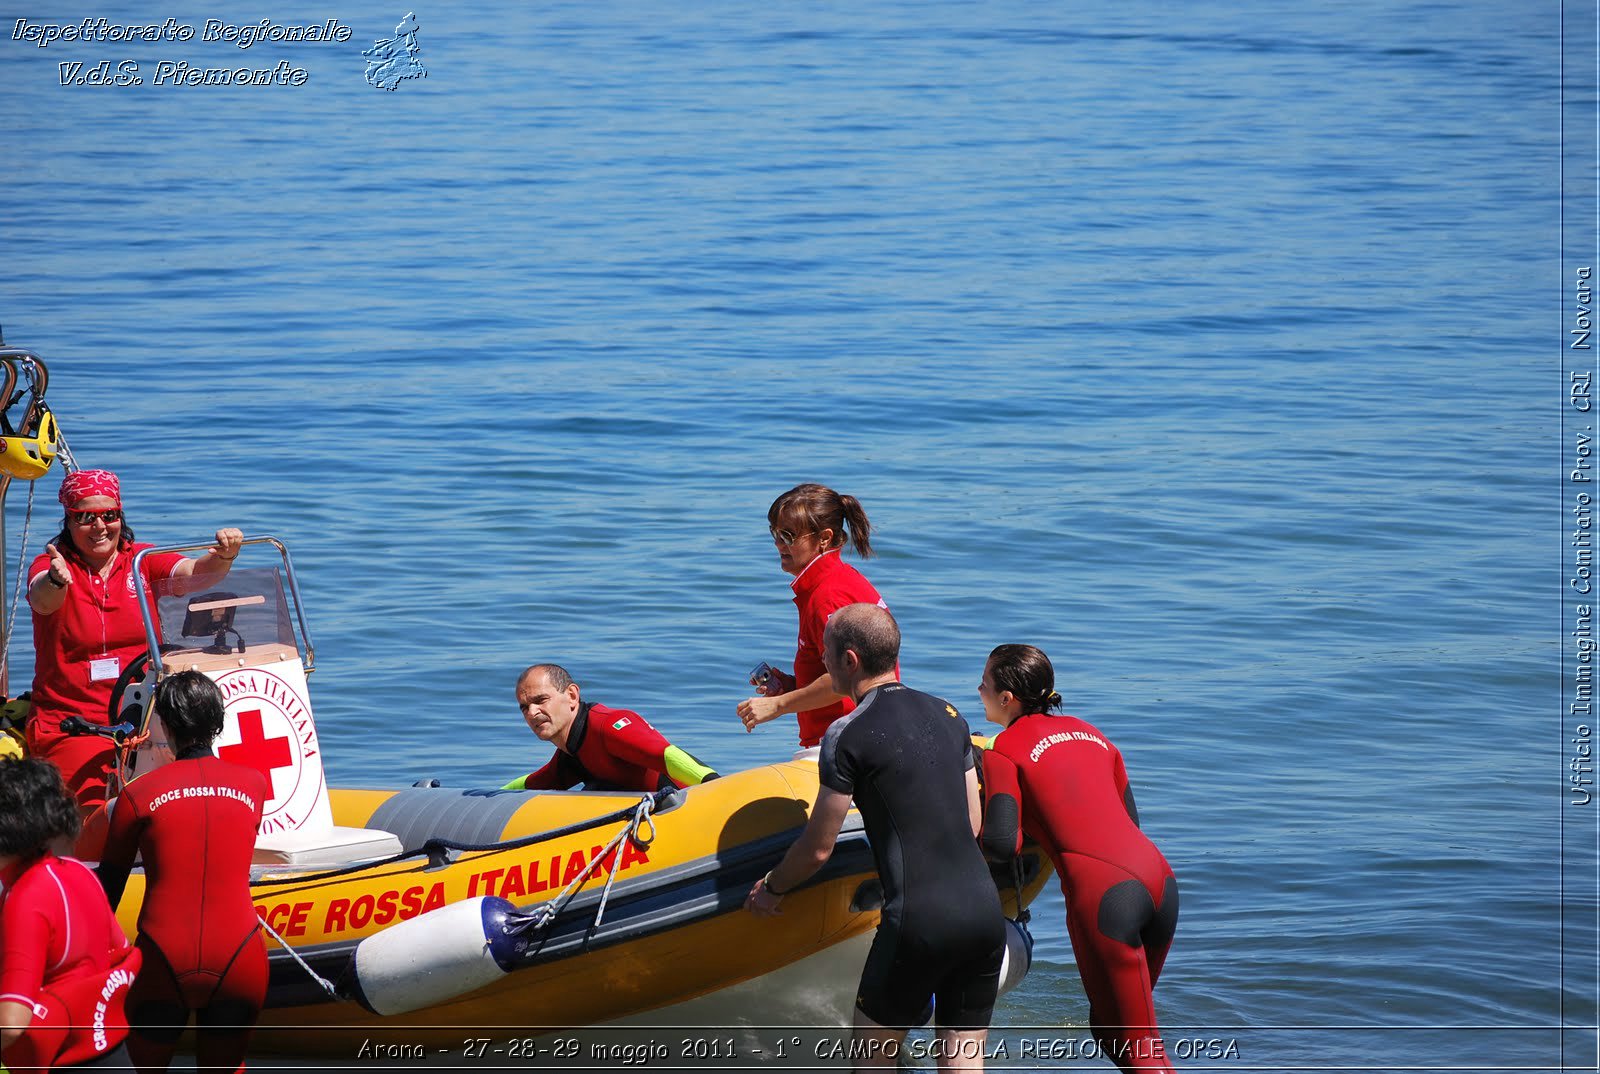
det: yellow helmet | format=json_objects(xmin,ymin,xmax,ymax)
[{"xmin": 0, "ymin": 410, "xmax": 59, "ymax": 480}]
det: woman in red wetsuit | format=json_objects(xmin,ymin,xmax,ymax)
[
  {"xmin": 736, "ymin": 484, "xmax": 891, "ymax": 749},
  {"xmin": 979, "ymin": 645, "xmax": 1179, "ymax": 1074},
  {"xmin": 98, "ymin": 671, "xmax": 269, "ymax": 1074},
  {"xmin": 0, "ymin": 757, "xmax": 140, "ymax": 1070},
  {"xmin": 26, "ymin": 468, "xmax": 244, "ymax": 812}
]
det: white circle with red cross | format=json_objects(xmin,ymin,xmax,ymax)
[{"xmin": 211, "ymin": 665, "xmax": 323, "ymax": 831}]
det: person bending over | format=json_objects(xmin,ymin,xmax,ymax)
[
  {"xmin": 502, "ymin": 663, "xmax": 717, "ymax": 792},
  {"xmin": 980, "ymin": 644, "xmax": 1179, "ymax": 1074}
]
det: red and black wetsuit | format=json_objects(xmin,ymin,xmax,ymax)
[
  {"xmin": 514, "ymin": 702, "xmax": 707, "ymax": 792},
  {"xmin": 0, "ymin": 851, "xmax": 140, "ymax": 1069},
  {"xmin": 98, "ymin": 748, "xmax": 269, "ymax": 1074},
  {"xmin": 983, "ymin": 713, "xmax": 1179, "ymax": 1074}
]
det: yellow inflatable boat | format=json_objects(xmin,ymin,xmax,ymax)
[{"xmin": 0, "ymin": 344, "xmax": 1050, "ymax": 1053}]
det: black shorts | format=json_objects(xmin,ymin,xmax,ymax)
[{"xmin": 855, "ymin": 916, "xmax": 1005, "ymax": 1031}]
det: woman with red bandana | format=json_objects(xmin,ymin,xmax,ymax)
[
  {"xmin": 25, "ymin": 468, "xmax": 244, "ymax": 812},
  {"xmin": 979, "ymin": 644, "xmax": 1179, "ymax": 1074},
  {"xmin": 735, "ymin": 484, "xmax": 891, "ymax": 749},
  {"xmin": 0, "ymin": 757, "xmax": 140, "ymax": 1070}
]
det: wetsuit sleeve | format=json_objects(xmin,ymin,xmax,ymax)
[
  {"xmin": 661, "ymin": 745, "xmax": 718, "ymax": 786},
  {"xmin": 980, "ymin": 747, "xmax": 1024, "ymax": 861},
  {"xmin": 98, "ymin": 795, "xmax": 145, "ymax": 911},
  {"xmin": 594, "ymin": 712, "xmax": 718, "ymax": 787},
  {"xmin": 1112, "ymin": 745, "xmax": 1140, "ymax": 826},
  {"xmin": 817, "ymin": 722, "xmax": 855, "ymax": 795}
]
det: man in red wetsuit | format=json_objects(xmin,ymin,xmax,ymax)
[
  {"xmin": 502, "ymin": 664, "xmax": 718, "ymax": 792},
  {"xmin": 0, "ymin": 757, "xmax": 140, "ymax": 1071},
  {"xmin": 979, "ymin": 645, "xmax": 1179, "ymax": 1074},
  {"xmin": 98, "ymin": 671, "xmax": 270, "ymax": 1074}
]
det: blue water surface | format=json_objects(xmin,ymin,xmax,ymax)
[{"xmin": 0, "ymin": 0, "xmax": 1567, "ymax": 1068}]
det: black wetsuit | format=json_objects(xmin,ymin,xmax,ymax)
[{"xmin": 818, "ymin": 682, "xmax": 1005, "ymax": 1030}]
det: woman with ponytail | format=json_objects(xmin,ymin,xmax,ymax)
[
  {"xmin": 736, "ymin": 484, "xmax": 893, "ymax": 749},
  {"xmin": 979, "ymin": 644, "xmax": 1179, "ymax": 1074}
]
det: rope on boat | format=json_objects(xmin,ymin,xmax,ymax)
[
  {"xmin": 251, "ymin": 785, "xmax": 682, "ymax": 890},
  {"xmin": 50, "ymin": 411, "xmax": 80, "ymax": 473},
  {"xmin": 507, "ymin": 793, "xmax": 658, "ymax": 939},
  {"xmin": 256, "ymin": 911, "xmax": 340, "ymax": 1000},
  {"xmin": 4, "ymin": 479, "xmax": 36, "ymax": 655}
]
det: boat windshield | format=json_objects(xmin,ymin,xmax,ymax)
[{"xmin": 150, "ymin": 567, "xmax": 300, "ymax": 659}]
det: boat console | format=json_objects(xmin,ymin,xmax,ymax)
[{"xmin": 127, "ymin": 542, "xmax": 403, "ymax": 869}]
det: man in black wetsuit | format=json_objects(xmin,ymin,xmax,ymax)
[{"xmin": 745, "ymin": 603, "xmax": 1004, "ymax": 1072}]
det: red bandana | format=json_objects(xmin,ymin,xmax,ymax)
[{"xmin": 58, "ymin": 469, "xmax": 121, "ymax": 508}]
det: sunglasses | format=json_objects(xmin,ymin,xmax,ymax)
[
  {"xmin": 69, "ymin": 509, "xmax": 123, "ymax": 526},
  {"xmin": 770, "ymin": 528, "xmax": 817, "ymax": 546}
]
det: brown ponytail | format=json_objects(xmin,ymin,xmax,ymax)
[
  {"xmin": 768, "ymin": 484, "xmax": 876, "ymax": 558},
  {"xmin": 987, "ymin": 644, "xmax": 1062, "ymax": 715}
]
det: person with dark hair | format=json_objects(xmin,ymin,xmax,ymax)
[
  {"xmin": 736, "ymin": 484, "xmax": 894, "ymax": 749},
  {"xmin": 97, "ymin": 670, "xmax": 269, "ymax": 1074},
  {"xmin": 747, "ymin": 605, "xmax": 1004, "ymax": 1071},
  {"xmin": 979, "ymin": 644, "xmax": 1179, "ymax": 1074},
  {"xmin": 503, "ymin": 664, "xmax": 718, "ymax": 792},
  {"xmin": 26, "ymin": 468, "xmax": 244, "ymax": 812},
  {"xmin": 0, "ymin": 757, "xmax": 141, "ymax": 1070}
]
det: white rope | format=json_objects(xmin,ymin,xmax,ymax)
[
  {"xmin": 517, "ymin": 794, "xmax": 657, "ymax": 935},
  {"xmin": 256, "ymin": 912, "xmax": 340, "ymax": 999},
  {"xmin": 5, "ymin": 479, "xmax": 37, "ymax": 655},
  {"xmin": 54, "ymin": 427, "xmax": 79, "ymax": 473}
]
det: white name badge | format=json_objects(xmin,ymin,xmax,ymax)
[{"xmin": 89, "ymin": 656, "xmax": 120, "ymax": 682}]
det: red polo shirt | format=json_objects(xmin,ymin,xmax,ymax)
[
  {"xmin": 790, "ymin": 549, "xmax": 891, "ymax": 747},
  {"xmin": 28, "ymin": 542, "xmax": 184, "ymax": 730}
]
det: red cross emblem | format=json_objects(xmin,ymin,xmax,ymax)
[{"xmin": 218, "ymin": 708, "xmax": 294, "ymax": 788}]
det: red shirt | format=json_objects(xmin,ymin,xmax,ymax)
[
  {"xmin": 98, "ymin": 753, "xmax": 268, "ymax": 977},
  {"xmin": 790, "ymin": 549, "xmax": 889, "ymax": 747},
  {"xmin": 0, "ymin": 852, "xmax": 138, "ymax": 1068},
  {"xmin": 522, "ymin": 702, "xmax": 680, "ymax": 793},
  {"xmin": 28, "ymin": 542, "xmax": 184, "ymax": 731}
]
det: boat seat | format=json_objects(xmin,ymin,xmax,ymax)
[{"xmin": 252, "ymin": 824, "xmax": 403, "ymax": 868}]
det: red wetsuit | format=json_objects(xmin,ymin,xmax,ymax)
[
  {"xmin": 0, "ymin": 852, "xmax": 140, "ymax": 1069},
  {"xmin": 27, "ymin": 543, "xmax": 184, "ymax": 811},
  {"xmin": 98, "ymin": 749, "xmax": 269, "ymax": 1074},
  {"xmin": 789, "ymin": 549, "xmax": 891, "ymax": 747},
  {"xmin": 983, "ymin": 714, "xmax": 1179, "ymax": 1074},
  {"xmin": 518, "ymin": 702, "xmax": 688, "ymax": 792}
]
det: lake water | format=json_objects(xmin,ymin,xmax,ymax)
[{"xmin": 0, "ymin": 1, "xmax": 1577, "ymax": 1070}]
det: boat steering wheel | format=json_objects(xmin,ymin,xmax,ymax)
[{"xmin": 106, "ymin": 651, "xmax": 155, "ymax": 727}]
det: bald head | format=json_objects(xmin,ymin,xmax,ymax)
[{"xmin": 823, "ymin": 603, "xmax": 901, "ymax": 684}]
